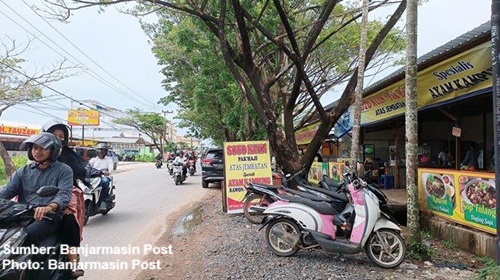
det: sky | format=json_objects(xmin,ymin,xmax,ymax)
[{"xmin": 0, "ymin": 0, "xmax": 493, "ymax": 135}]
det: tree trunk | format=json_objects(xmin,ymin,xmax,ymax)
[
  {"xmin": 405, "ymin": 0, "xmax": 421, "ymax": 244},
  {"xmin": 0, "ymin": 141, "xmax": 16, "ymax": 177},
  {"xmin": 349, "ymin": 0, "xmax": 369, "ymax": 170}
]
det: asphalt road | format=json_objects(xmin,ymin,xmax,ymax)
[{"xmin": 79, "ymin": 161, "xmax": 214, "ymax": 279}]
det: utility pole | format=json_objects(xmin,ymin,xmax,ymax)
[
  {"xmin": 491, "ymin": 0, "xmax": 500, "ymax": 263},
  {"xmin": 349, "ymin": 0, "xmax": 369, "ymax": 170},
  {"xmin": 405, "ymin": 0, "xmax": 420, "ymax": 244},
  {"xmin": 162, "ymin": 110, "xmax": 174, "ymax": 158}
]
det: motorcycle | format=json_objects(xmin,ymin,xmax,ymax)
[
  {"xmin": 188, "ymin": 160, "xmax": 196, "ymax": 176},
  {"xmin": 167, "ymin": 159, "xmax": 174, "ymax": 175},
  {"xmin": 243, "ymin": 170, "xmax": 350, "ymax": 224},
  {"xmin": 172, "ymin": 163, "xmax": 186, "ymax": 185},
  {"xmin": 78, "ymin": 168, "xmax": 116, "ymax": 226},
  {"xmin": 155, "ymin": 159, "xmax": 163, "ymax": 169},
  {"xmin": 0, "ymin": 186, "xmax": 71, "ymax": 279},
  {"xmin": 261, "ymin": 175, "xmax": 406, "ymax": 268}
]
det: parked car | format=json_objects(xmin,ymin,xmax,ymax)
[
  {"xmin": 73, "ymin": 147, "xmax": 97, "ymax": 161},
  {"xmin": 108, "ymin": 150, "xmax": 119, "ymax": 170},
  {"xmin": 201, "ymin": 148, "xmax": 224, "ymax": 188}
]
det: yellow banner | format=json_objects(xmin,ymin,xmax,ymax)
[
  {"xmin": 362, "ymin": 42, "xmax": 492, "ymax": 125},
  {"xmin": 418, "ymin": 168, "xmax": 496, "ymax": 234},
  {"xmin": 0, "ymin": 125, "xmax": 39, "ymax": 136},
  {"xmin": 295, "ymin": 123, "xmax": 319, "ymax": 146},
  {"xmin": 224, "ymin": 140, "xmax": 273, "ymax": 214},
  {"xmin": 307, "ymin": 162, "xmax": 329, "ymax": 184},
  {"xmin": 67, "ymin": 109, "xmax": 100, "ymax": 126}
]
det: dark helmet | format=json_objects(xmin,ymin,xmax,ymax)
[
  {"xmin": 20, "ymin": 132, "xmax": 62, "ymax": 162},
  {"xmin": 96, "ymin": 143, "xmax": 109, "ymax": 154},
  {"xmin": 40, "ymin": 119, "xmax": 70, "ymax": 146}
]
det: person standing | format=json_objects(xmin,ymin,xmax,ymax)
[{"xmin": 461, "ymin": 143, "xmax": 479, "ymax": 170}]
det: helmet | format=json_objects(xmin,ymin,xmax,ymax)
[
  {"xmin": 40, "ymin": 119, "xmax": 70, "ymax": 146},
  {"xmin": 20, "ymin": 132, "xmax": 62, "ymax": 162},
  {"xmin": 95, "ymin": 143, "xmax": 109, "ymax": 154}
]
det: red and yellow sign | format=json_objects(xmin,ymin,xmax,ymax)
[
  {"xmin": 295, "ymin": 123, "xmax": 320, "ymax": 146},
  {"xmin": 0, "ymin": 125, "xmax": 39, "ymax": 136},
  {"xmin": 418, "ymin": 168, "xmax": 496, "ymax": 234},
  {"xmin": 224, "ymin": 140, "xmax": 273, "ymax": 214},
  {"xmin": 362, "ymin": 42, "xmax": 492, "ymax": 125},
  {"xmin": 67, "ymin": 109, "xmax": 100, "ymax": 126}
]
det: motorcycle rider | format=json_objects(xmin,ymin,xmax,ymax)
[
  {"xmin": 155, "ymin": 153, "xmax": 163, "ymax": 167},
  {"xmin": 0, "ymin": 132, "xmax": 73, "ymax": 245},
  {"xmin": 174, "ymin": 150, "xmax": 188, "ymax": 178},
  {"xmin": 188, "ymin": 152, "xmax": 197, "ymax": 173},
  {"xmin": 89, "ymin": 143, "xmax": 114, "ymax": 211},
  {"xmin": 41, "ymin": 120, "xmax": 86, "ymax": 278}
]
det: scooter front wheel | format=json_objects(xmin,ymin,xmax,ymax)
[
  {"xmin": 243, "ymin": 193, "xmax": 271, "ymax": 224},
  {"xmin": 265, "ymin": 218, "xmax": 300, "ymax": 257},
  {"xmin": 365, "ymin": 229, "xmax": 406, "ymax": 268}
]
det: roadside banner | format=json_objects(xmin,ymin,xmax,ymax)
[
  {"xmin": 362, "ymin": 42, "xmax": 491, "ymax": 125},
  {"xmin": 0, "ymin": 125, "xmax": 39, "ymax": 136},
  {"xmin": 308, "ymin": 162, "xmax": 329, "ymax": 184},
  {"xmin": 67, "ymin": 109, "xmax": 100, "ymax": 126},
  {"xmin": 223, "ymin": 140, "xmax": 273, "ymax": 214},
  {"xmin": 418, "ymin": 168, "xmax": 496, "ymax": 234}
]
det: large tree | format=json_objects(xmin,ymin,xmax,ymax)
[
  {"xmin": 113, "ymin": 109, "xmax": 167, "ymax": 153},
  {"xmin": 44, "ymin": 0, "xmax": 407, "ymax": 173},
  {"xmin": 0, "ymin": 38, "xmax": 74, "ymax": 176}
]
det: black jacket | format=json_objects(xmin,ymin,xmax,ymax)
[{"xmin": 58, "ymin": 146, "xmax": 89, "ymax": 187}]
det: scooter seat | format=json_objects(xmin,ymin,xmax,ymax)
[
  {"xmin": 302, "ymin": 185, "xmax": 349, "ymax": 203},
  {"xmin": 249, "ymin": 182, "xmax": 281, "ymax": 190},
  {"xmin": 280, "ymin": 195, "xmax": 337, "ymax": 215},
  {"xmin": 321, "ymin": 176, "xmax": 343, "ymax": 190}
]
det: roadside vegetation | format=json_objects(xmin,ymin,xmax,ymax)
[{"xmin": 0, "ymin": 156, "xmax": 28, "ymax": 186}]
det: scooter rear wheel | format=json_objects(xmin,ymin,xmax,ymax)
[
  {"xmin": 265, "ymin": 218, "xmax": 300, "ymax": 257},
  {"xmin": 243, "ymin": 193, "xmax": 271, "ymax": 224},
  {"xmin": 365, "ymin": 229, "xmax": 406, "ymax": 268}
]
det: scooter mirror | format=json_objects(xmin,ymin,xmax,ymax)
[
  {"xmin": 36, "ymin": 186, "xmax": 59, "ymax": 197},
  {"xmin": 285, "ymin": 174, "xmax": 292, "ymax": 178}
]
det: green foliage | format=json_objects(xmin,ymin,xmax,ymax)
[
  {"xmin": 135, "ymin": 154, "xmax": 155, "ymax": 162},
  {"xmin": 144, "ymin": 1, "xmax": 405, "ymax": 147},
  {"xmin": 477, "ymin": 257, "xmax": 500, "ymax": 280},
  {"xmin": 407, "ymin": 242, "xmax": 435, "ymax": 262},
  {"xmin": 0, "ymin": 156, "xmax": 28, "ymax": 186},
  {"xmin": 442, "ymin": 239, "xmax": 456, "ymax": 249},
  {"xmin": 113, "ymin": 109, "xmax": 166, "ymax": 151}
]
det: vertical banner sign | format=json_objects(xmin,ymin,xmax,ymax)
[
  {"xmin": 224, "ymin": 141, "xmax": 272, "ymax": 214},
  {"xmin": 418, "ymin": 168, "xmax": 496, "ymax": 234},
  {"xmin": 308, "ymin": 162, "xmax": 329, "ymax": 184}
]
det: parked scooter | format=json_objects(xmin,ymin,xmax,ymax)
[
  {"xmin": 243, "ymin": 170, "xmax": 351, "ymax": 224},
  {"xmin": 261, "ymin": 175, "xmax": 406, "ymax": 268},
  {"xmin": 79, "ymin": 168, "xmax": 116, "ymax": 226},
  {"xmin": 172, "ymin": 163, "xmax": 186, "ymax": 185},
  {"xmin": 0, "ymin": 186, "xmax": 71, "ymax": 279}
]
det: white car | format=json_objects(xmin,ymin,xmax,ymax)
[{"xmin": 108, "ymin": 150, "xmax": 119, "ymax": 170}]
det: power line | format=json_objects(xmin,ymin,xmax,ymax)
[
  {"xmin": 0, "ymin": 0, "xmax": 159, "ymax": 110},
  {"xmin": 21, "ymin": 0, "xmax": 160, "ymax": 110}
]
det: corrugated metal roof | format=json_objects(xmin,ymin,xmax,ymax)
[{"xmin": 363, "ymin": 21, "xmax": 491, "ymax": 96}]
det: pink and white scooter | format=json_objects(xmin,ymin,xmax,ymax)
[{"xmin": 261, "ymin": 176, "xmax": 406, "ymax": 268}]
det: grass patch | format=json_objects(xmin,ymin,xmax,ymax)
[
  {"xmin": 442, "ymin": 239, "xmax": 456, "ymax": 249},
  {"xmin": 476, "ymin": 257, "xmax": 500, "ymax": 280},
  {"xmin": 0, "ymin": 156, "xmax": 28, "ymax": 186}
]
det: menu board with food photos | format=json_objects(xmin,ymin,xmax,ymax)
[{"xmin": 418, "ymin": 168, "xmax": 496, "ymax": 234}]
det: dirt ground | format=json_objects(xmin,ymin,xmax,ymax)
[{"xmin": 135, "ymin": 190, "xmax": 487, "ymax": 280}]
